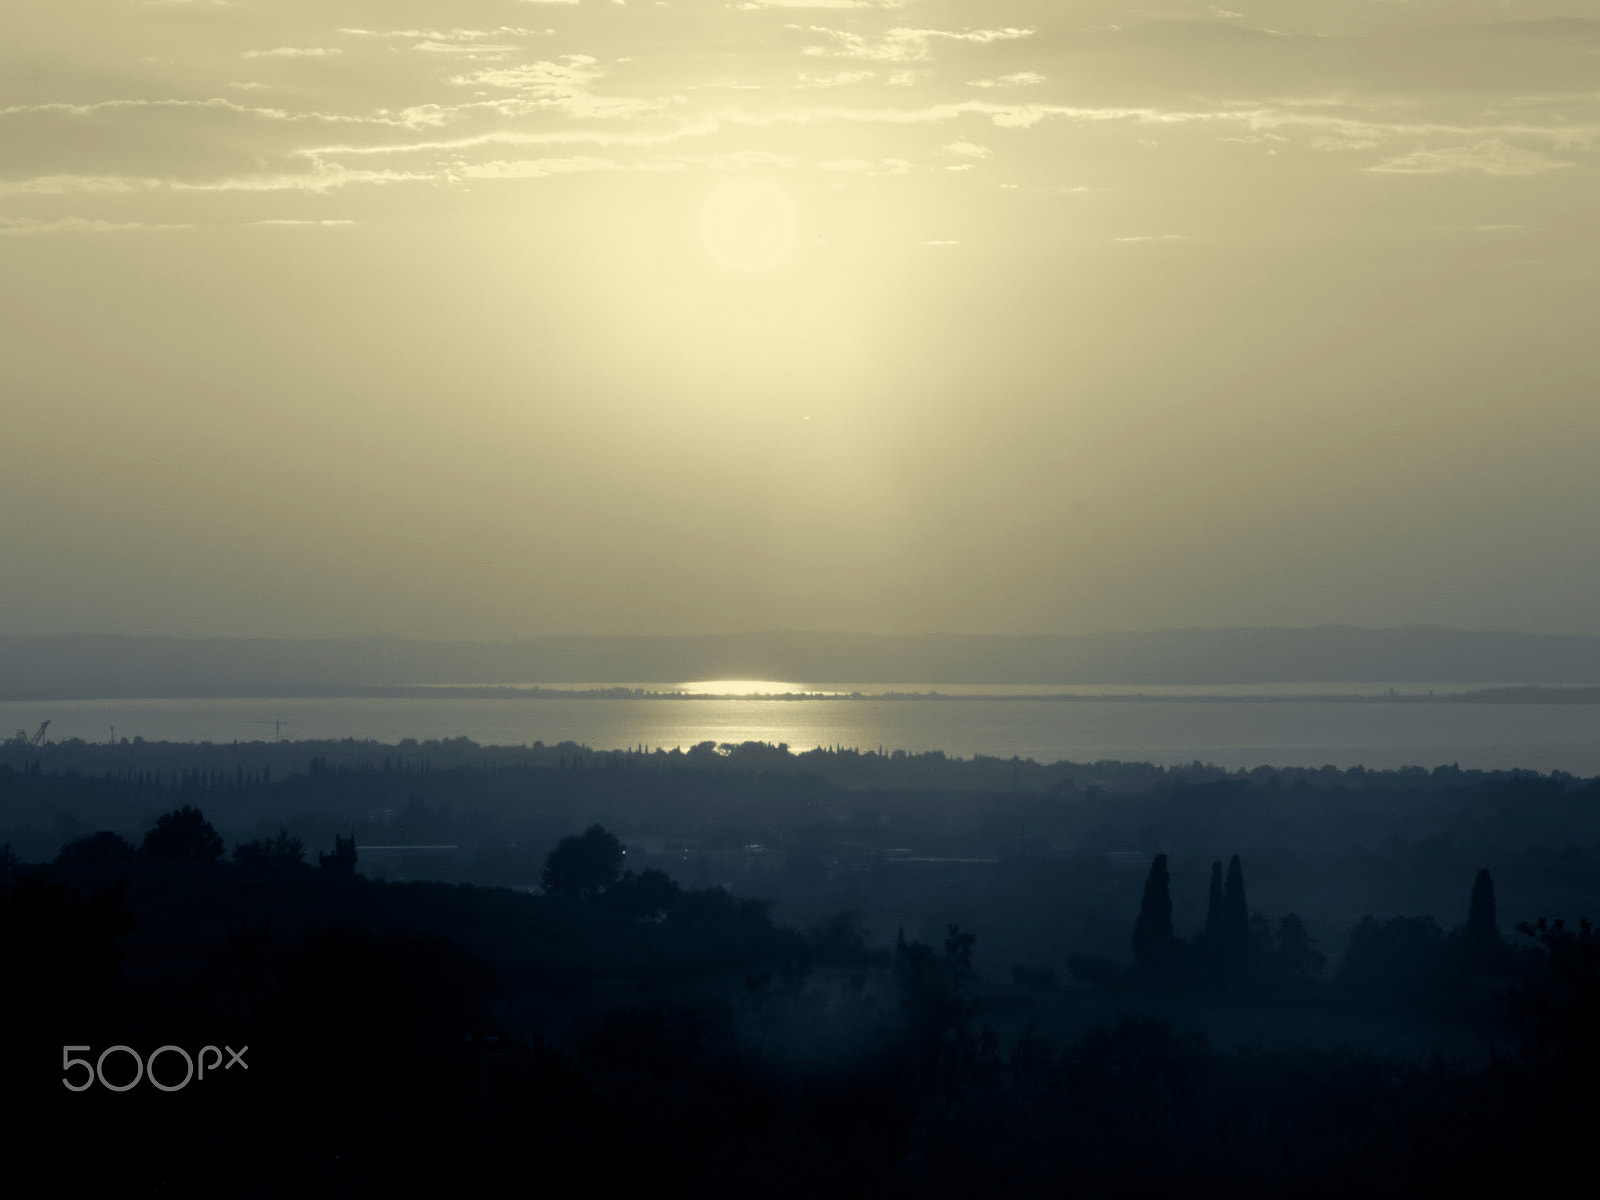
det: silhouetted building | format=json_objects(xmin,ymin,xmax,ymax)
[{"xmin": 320, "ymin": 834, "xmax": 358, "ymax": 873}]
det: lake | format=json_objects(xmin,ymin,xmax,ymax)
[{"xmin": 5, "ymin": 684, "xmax": 1598, "ymax": 774}]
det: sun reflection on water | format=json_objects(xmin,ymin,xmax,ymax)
[{"xmin": 677, "ymin": 680, "xmax": 830, "ymax": 696}]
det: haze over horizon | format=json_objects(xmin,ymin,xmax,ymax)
[
  {"xmin": 5, "ymin": 2, "xmax": 1597, "ymax": 641},
  {"xmin": 8, "ymin": 626, "xmax": 1600, "ymax": 699}
]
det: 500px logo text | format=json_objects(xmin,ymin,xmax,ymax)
[{"xmin": 63, "ymin": 1044, "xmax": 248, "ymax": 1092}]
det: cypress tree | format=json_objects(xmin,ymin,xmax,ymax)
[
  {"xmin": 1195, "ymin": 859, "xmax": 1227, "ymax": 990},
  {"xmin": 1222, "ymin": 854, "xmax": 1250, "ymax": 989},
  {"xmin": 1223, "ymin": 855, "xmax": 1248, "ymax": 939},
  {"xmin": 1133, "ymin": 854, "xmax": 1179, "ymax": 987},
  {"xmin": 1465, "ymin": 867, "xmax": 1502, "ymax": 972},
  {"xmin": 1205, "ymin": 860, "xmax": 1224, "ymax": 940},
  {"xmin": 1467, "ymin": 868, "xmax": 1496, "ymax": 937}
]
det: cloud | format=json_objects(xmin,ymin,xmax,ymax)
[
  {"xmin": 337, "ymin": 29, "xmax": 554, "ymax": 60},
  {"xmin": 793, "ymin": 26, "xmax": 1035, "ymax": 64},
  {"xmin": 1, "ymin": 146, "xmax": 699, "ymax": 199},
  {"xmin": 340, "ymin": 28, "xmax": 552, "ymax": 41},
  {"xmin": 454, "ymin": 156, "xmax": 628, "ymax": 180},
  {"xmin": 169, "ymin": 155, "xmax": 689, "ymax": 194},
  {"xmin": 23, "ymin": 88, "xmax": 1576, "ymax": 166},
  {"xmin": 7, "ymin": 8, "xmax": 1594, "ymax": 235},
  {"xmin": 452, "ymin": 56, "xmax": 603, "ymax": 92},
  {"xmin": 411, "ymin": 42, "xmax": 519, "ymax": 58},
  {"xmin": 173, "ymin": 166, "xmax": 443, "ymax": 192},
  {"xmin": 817, "ymin": 157, "xmax": 918, "ymax": 175},
  {"xmin": 968, "ymin": 72, "xmax": 1044, "ymax": 89},
  {"xmin": 0, "ymin": 96, "xmax": 442, "ymax": 131},
  {"xmin": 449, "ymin": 56, "xmax": 669, "ymax": 119},
  {"xmin": 1310, "ymin": 133, "xmax": 1381, "ymax": 152},
  {"xmin": 304, "ymin": 122, "xmax": 719, "ymax": 161},
  {"xmin": 795, "ymin": 71, "xmax": 874, "ymax": 89},
  {"xmin": 252, "ymin": 218, "xmax": 355, "ymax": 225},
  {"xmin": 242, "ymin": 47, "xmax": 345, "ymax": 59},
  {"xmin": 2, "ymin": 97, "xmax": 290, "ymax": 120},
  {"xmin": 1113, "ymin": 234, "xmax": 1189, "ymax": 243},
  {"xmin": 739, "ymin": 1, "xmax": 880, "ymax": 8},
  {"xmin": 0, "ymin": 215, "xmax": 189, "ymax": 234},
  {"xmin": 0, "ymin": 174, "xmax": 164, "ymax": 196},
  {"xmin": 1367, "ymin": 139, "xmax": 1574, "ymax": 176},
  {"xmin": 704, "ymin": 95, "xmax": 1599, "ymax": 154}
]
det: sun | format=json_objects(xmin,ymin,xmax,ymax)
[{"xmin": 699, "ymin": 177, "xmax": 799, "ymax": 272}]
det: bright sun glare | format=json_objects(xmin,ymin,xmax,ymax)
[
  {"xmin": 699, "ymin": 177, "xmax": 798, "ymax": 271},
  {"xmin": 679, "ymin": 679, "xmax": 814, "ymax": 696}
]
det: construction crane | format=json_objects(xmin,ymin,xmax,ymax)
[{"xmin": 27, "ymin": 720, "xmax": 49, "ymax": 747}]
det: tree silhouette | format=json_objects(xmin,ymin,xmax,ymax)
[
  {"xmin": 1262, "ymin": 913, "xmax": 1325, "ymax": 997},
  {"xmin": 894, "ymin": 923, "xmax": 980, "ymax": 1094},
  {"xmin": 806, "ymin": 911, "xmax": 882, "ymax": 967},
  {"xmin": 1463, "ymin": 867, "xmax": 1503, "ymax": 974},
  {"xmin": 1189, "ymin": 859, "xmax": 1227, "ymax": 992},
  {"xmin": 1507, "ymin": 917, "xmax": 1600, "ymax": 1082},
  {"xmin": 235, "ymin": 829, "xmax": 307, "ymax": 869},
  {"xmin": 57, "ymin": 830, "xmax": 137, "ymax": 867},
  {"xmin": 1, "ymin": 874, "xmax": 135, "ymax": 1072},
  {"xmin": 1334, "ymin": 914, "xmax": 1449, "ymax": 1013},
  {"xmin": 142, "ymin": 805, "xmax": 223, "ymax": 863},
  {"xmin": 1132, "ymin": 853, "xmax": 1183, "ymax": 990},
  {"xmin": 319, "ymin": 834, "xmax": 357, "ymax": 873},
  {"xmin": 603, "ymin": 867, "xmax": 681, "ymax": 920},
  {"xmin": 1204, "ymin": 859, "xmax": 1224, "ymax": 941},
  {"xmin": 1220, "ymin": 855, "xmax": 1251, "ymax": 992},
  {"xmin": 1222, "ymin": 856, "xmax": 1247, "ymax": 942},
  {"xmin": 542, "ymin": 824, "xmax": 624, "ymax": 897}
]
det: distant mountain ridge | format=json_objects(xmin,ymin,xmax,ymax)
[{"xmin": 3, "ymin": 626, "xmax": 1600, "ymax": 700}]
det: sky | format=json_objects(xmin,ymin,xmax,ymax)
[{"xmin": 2, "ymin": 0, "xmax": 1597, "ymax": 639}]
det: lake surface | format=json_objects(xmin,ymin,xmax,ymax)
[{"xmin": 5, "ymin": 687, "xmax": 1599, "ymax": 774}]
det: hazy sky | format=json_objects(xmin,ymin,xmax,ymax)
[{"xmin": 3, "ymin": 1, "xmax": 1597, "ymax": 638}]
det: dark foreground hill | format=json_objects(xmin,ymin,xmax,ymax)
[
  {"xmin": 7, "ymin": 824, "xmax": 1600, "ymax": 1200},
  {"xmin": 8, "ymin": 741, "xmax": 1600, "ymax": 1194}
]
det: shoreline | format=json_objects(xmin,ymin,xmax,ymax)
[{"xmin": 4, "ymin": 684, "xmax": 1600, "ymax": 704}]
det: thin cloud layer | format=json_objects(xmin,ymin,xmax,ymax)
[
  {"xmin": 1368, "ymin": 139, "xmax": 1575, "ymax": 176},
  {"xmin": 2, "ymin": 3, "xmax": 1593, "ymax": 206}
]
